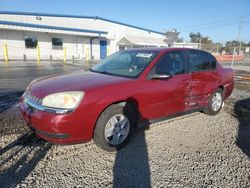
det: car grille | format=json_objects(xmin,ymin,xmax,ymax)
[{"xmin": 25, "ymin": 91, "xmax": 42, "ymax": 105}]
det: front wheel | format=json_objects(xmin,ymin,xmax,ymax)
[
  {"xmin": 204, "ymin": 88, "xmax": 223, "ymax": 115},
  {"xmin": 93, "ymin": 104, "xmax": 135, "ymax": 151}
]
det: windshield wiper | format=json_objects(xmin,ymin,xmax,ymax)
[
  {"xmin": 89, "ymin": 68, "xmax": 96, "ymax": 72},
  {"xmin": 89, "ymin": 69, "xmax": 114, "ymax": 76}
]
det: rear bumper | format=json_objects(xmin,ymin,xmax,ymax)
[{"xmin": 224, "ymin": 82, "xmax": 234, "ymax": 99}]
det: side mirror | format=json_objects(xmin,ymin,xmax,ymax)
[{"xmin": 150, "ymin": 73, "xmax": 172, "ymax": 80}]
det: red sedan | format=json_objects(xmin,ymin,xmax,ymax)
[{"xmin": 19, "ymin": 48, "xmax": 234, "ymax": 151}]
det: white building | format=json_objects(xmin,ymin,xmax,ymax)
[
  {"xmin": 172, "ymin": 42, "xmax": 199, "ymax": 49},
  {"xmin": 0, "ymin": 11, "xmax": 168, "ymax": 61}
]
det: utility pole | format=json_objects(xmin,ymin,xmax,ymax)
[
  {"xmin": 232, "ymin": 17, "xmax": 244, "ymax": 65},
  {"xmin": 237, "ymin": 25, "xmax": 242, "ymax": 55},
  {"xmin": 231, "ymin": 47, "xmax": 236, "ymax": 68},
  {"xmin": 237, "ymin": 18, "xmax": 243, "ymax": 55},
  {"xmin": 199, "ymin": 38, "xmax": 201, "ymax": 50}
]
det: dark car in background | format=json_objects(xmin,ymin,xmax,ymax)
[{"xmin": 19, "ymin": 48, "xmax": 234, "ymax": 151}]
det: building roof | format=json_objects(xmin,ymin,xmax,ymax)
[
  {"xmin": 117, "ymin": 36, "xmax": 167, "ymax": 47},
  {"xmin": 0, "ymin": 20, "xmax": 108, "ymax": 35},
  {"xmin": 0, "ymin": 11, "xmax": 166, "ymax": 35}
]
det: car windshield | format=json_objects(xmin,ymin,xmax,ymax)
[{"xmin": 90, "ymin": 50, "xmax": 159, "ymax": 78}]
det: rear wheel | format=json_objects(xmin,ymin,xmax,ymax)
[
  {"xmin": 93, "ymin": 104, "xmax": 135, "ymax": 151},
  {"xmin": 204, "ymin": 88, "xmax": 223, "ymax": 115}
]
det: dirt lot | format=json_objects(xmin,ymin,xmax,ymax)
[{"xmin": 0, "ymin": 61, "xmax": 249, "ymax": 187}]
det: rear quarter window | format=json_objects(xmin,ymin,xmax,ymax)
[{"xmin": 208, "ymin": 53, "xmax": 217, "ymax": 70}]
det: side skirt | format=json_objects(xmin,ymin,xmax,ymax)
[{"xmin": 137, "ymin": 107, "xmax": 205, "ymax": 130}]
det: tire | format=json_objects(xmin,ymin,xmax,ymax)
[
  {"xmin": 93, "ymin": 104, "xmax": 135, "ymax": 151},
  {"xmin": 204, "ymin": 88, "xmax": 223, "ymax": 116}
]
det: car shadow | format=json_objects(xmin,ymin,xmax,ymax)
[
  {"xmin": 234, "ymin": 98, "xmax": 250, "ymax": 157},
  {"xmin": 0, "ymin": 132, "xmax": 52, "ymax": 187},
  {"xmin": 0, "ymin": 90, "xmax": 24, "ymax": 113},
  {"xmin": 113, "ymin": 101, "xmax": 151, "ymax": 187}
]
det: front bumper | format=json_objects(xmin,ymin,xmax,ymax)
[
  {"xmin": 29, "ymin": 126, "xmax": 69, "ymax": 139},
  {"xmin": 19, "ymin": 96, "xmax": 93, "ymax": 144}
]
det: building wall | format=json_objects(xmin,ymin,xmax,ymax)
[
  {"xmin": 0, "ymin": 13, "xmax": 166, "ymax": 60},
  {"xmin": 0, "ymin": 29, "xmax": 96, "ymax": 60}
]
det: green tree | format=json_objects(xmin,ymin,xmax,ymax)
[
  {"xmin": 189, "ymin": 32, "xmax": 213, "ymax": 51},
  {"xmin": 164, "ymin": 29, "xmax": 181, "ymax": 45},
  {"xmin": 189, "ymin": 32, "xmax": 201, "ymax": 43},
  {"xmin": 175, "ymin": 38, "xmax": 184, "ymax": 43}
]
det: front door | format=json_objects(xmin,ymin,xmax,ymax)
[
  {"xmin": 100, "ymin": 40, "xmax": 107, "ymax": 59},
  {"xmin": 142, "ymin": 50, "xmax": 190, "ymax": 119}
]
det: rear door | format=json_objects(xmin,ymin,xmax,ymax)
[
  {"xmin": 187, "ymin": 50, "xmax": 219, "ymax": 108},
  {"xmin": 143, "ymin": 50, "xmax": 191, "ymax": 119}
]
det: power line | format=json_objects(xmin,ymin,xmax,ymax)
[
  {"xmin": 179, "ymin": 20, "xmax": 250, "ymax": 33},
  {"xmin": 162, "ymin": 16, "xmax": 250, "ymax": 32},
  {"xmin": 176, "ymin": 16, "xmax": 248, "ymax": 29}
]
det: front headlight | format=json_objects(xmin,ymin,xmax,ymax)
[{"xmin": 42, "ymin": 91, "xmax": 84, "ymax": 109}]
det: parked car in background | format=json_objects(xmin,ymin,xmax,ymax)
[{"xmin": 19, "ymin": 48, "xmax": 234, "ymax": 151}]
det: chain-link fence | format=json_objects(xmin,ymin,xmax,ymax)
[
  {"xmin": 197, "ymin": 42, "xmax": 250, "ymax": 63},
  {"xmin": 1, "ymin": 42, "xmax": 249, "ymax": 64}
]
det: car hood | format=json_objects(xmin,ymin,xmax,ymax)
[{"xmin": 29, "ymin": 70, "xmax": 132, "ymax": 98}]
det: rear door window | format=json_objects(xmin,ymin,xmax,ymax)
[{"xmin": 188, "ymin": 50, "xmax": 209, "ymax": 73}]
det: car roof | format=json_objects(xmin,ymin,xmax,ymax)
[{"xmin": 125, "ymin": 47, "xmax": 204, "ymax": 53}]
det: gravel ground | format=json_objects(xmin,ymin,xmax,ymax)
[{"xmin": 0, "ymin": 63, "xmax": 250, "ymax": 187}]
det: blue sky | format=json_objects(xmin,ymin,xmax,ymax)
[{"xmin": 0, "ymin": 0, "xmax": 250, "ymax": 43}]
